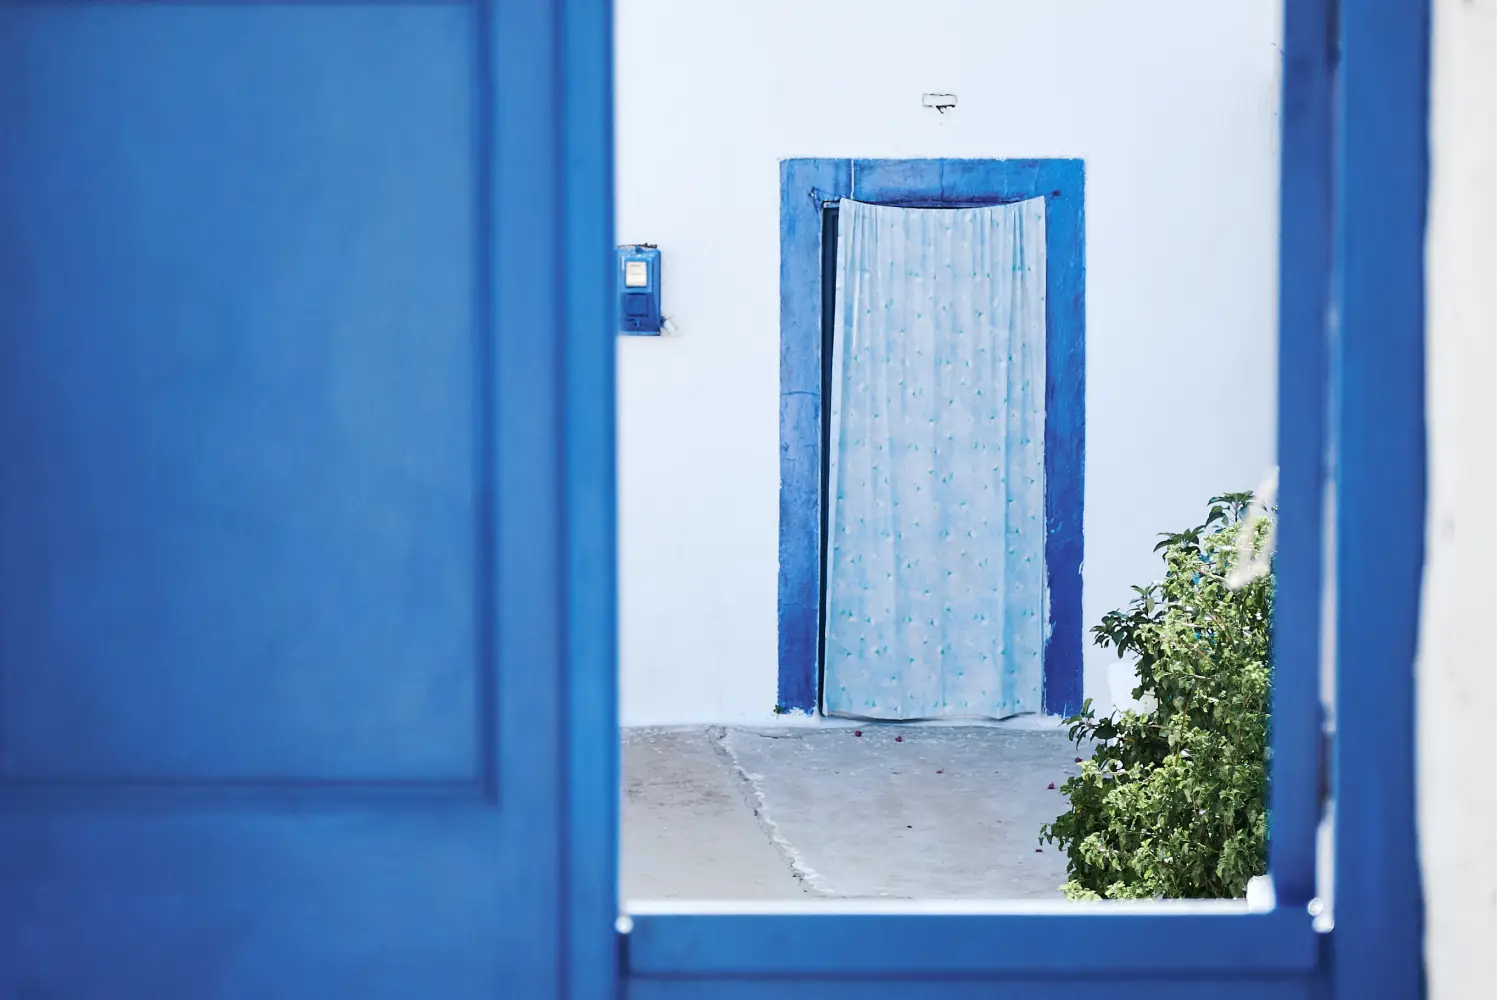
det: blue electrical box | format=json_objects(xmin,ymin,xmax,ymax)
[{"xmin": 617, "ymin": 244, "xmax": 662, "ymax": 335}]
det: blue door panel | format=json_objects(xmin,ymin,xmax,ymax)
[
  {"xmin": 1, "ymin": 812, "xmax": 509, "ymax": 997},
  {"xmin": 0, "ymin": 4, "xmax": 480, "ymax": 783}
]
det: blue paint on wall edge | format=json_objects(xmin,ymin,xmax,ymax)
[{"xmin": 776, "ymin": 158, "xmax": 1086, "ymax": 718}]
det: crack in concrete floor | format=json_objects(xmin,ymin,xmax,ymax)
[{"xmin": 621, "ymin": 724, "xmax": 1081, "ymax": 902}]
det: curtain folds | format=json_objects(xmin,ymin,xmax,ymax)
[{"xmin": 822, "ymin": 197, "xmax": 1047, "ymax": 720}]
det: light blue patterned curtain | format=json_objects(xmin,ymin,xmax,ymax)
[{"xmin": 822, "ymin": 198, "xmax": 1047, "ymax": 720}]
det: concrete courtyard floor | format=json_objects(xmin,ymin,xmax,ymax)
[{"xmin": 621, "ymin": 722, "xmax": 1084, "ymax": 901}]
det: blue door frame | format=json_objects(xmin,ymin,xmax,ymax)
[
  {"xmin": 777, "ymin": 158, "xmax": 1086, "ymax": 719},
  {"xmin": 625, "ymin": 0, "xmax": 1428, "ymax": 996}
]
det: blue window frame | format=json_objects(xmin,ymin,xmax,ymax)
[
  {"xmin": 777, "ymin": 157, "xmax": 1086, "ymax": 718},
  {"xmin": 614, "ymin": 0, "xmax": 1429, "ymax": 995}
]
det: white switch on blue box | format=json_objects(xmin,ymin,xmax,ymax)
[{"xmin": 617, "ymin": 244, "xmax": 662, "ymax": 335}]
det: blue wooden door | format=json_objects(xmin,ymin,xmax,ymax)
[{"xmin": 0, "ymin": 2, "xmax": 616, "ymax": 997}]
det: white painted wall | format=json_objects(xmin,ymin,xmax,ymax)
[
  {"xmin": 616, "ymin": 0, "xmax": 1283, "ymax": 725},
  {"xmin": 1417, "ymin": 0, "xmax": 1496, "ymax": 995}
]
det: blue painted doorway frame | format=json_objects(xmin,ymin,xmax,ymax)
[
  {"xmin": 623, "ymin": 0, "xmax": 1429, "ymax": 994},
  {"xmin": 777, "ymin": 158, "xmax": 1086, "ymax": 718}
]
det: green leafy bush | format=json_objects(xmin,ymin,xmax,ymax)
[{"xmin": 1040, "ymin": 493, "xmax": 1273, "ymax": 900}]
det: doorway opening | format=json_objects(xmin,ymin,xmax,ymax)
[
  {"xmin": 815, "ymin": 197, "xmax": 1049, "ymax": 720},
  {"xmin": 816, "ymin": 202, "xmax": 839, "ymax": 713},
  {"xmin": 779, "ymin": 160, "xmax": 1087, "ymax": 721}
]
